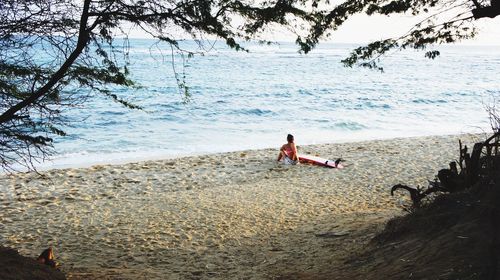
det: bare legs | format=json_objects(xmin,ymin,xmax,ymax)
[{"xmin": 277, "ymin": 150, "xmax": 287, "ymax": 161}]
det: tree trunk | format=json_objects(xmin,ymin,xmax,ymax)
[{"xmin": 0, "ymin": 0, "xmax": 92, "ymax": 125}]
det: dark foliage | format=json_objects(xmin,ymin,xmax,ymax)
[{"xmin": 300, "ymin": 0, "xmax": 499, "ymax": 71}]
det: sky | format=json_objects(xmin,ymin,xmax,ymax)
[
  {"xmin": 327, "ymin": 14, "xmax": 500, "ymax": 45},
  {"xmin": 242, "ymin": 12, "xmax": 500, "ymax": 45},
  {"xmin": 124, "ymin": 7, "xmax": 500, "ymax": 46}
]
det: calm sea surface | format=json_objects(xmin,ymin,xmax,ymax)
[{"xmin": 45, "ymin": 40, "xmax": 499, "ymax": 169}]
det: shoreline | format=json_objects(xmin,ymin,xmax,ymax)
[
  {"xmin": 0, "ymin": 132, "xmax": 488, "ymax": 279},
  {"xmin": 26, "ymin": 131, "xmax": 488, "ymax": 172}
]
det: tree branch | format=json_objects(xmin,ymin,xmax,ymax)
[
  {"xmin": 472, "ymin": 2, "xmax": 500, "ymax": 18},
  {"xmin": 0, "ymin": 0, "xmax": 92, "ymax": 125},
  {"xmin": 471, "ymin": 0, "xmax": 482, "ymax": 9}
]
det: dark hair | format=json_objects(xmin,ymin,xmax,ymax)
[
  {"xmin": 287, "ymin": 134, "xmax": 294, "ymax": 142},
  {"xmin": 38, "ymin": 247, "xmax": 53, "ymax": 261}
]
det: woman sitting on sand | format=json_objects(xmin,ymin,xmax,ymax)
[{"xmin": 277, "ymin": 134, "xmax": 299, "ymax": 165}]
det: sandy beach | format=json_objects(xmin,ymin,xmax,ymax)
[{"xmin": 0, "ymin": 133, "xmax": 486, "ymax": 279}]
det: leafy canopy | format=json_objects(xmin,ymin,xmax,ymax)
[
  {"xmin": 299, "ymin": 0, "xmax": 499, "ymax": 71},
  {"xmin": 0, "ymin": 0, "xmax": 498, "ymax": 171}
]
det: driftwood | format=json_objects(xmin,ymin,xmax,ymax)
[{"xmin": 392, "ymin": 132, "xmax": 500, "ymax": 209}]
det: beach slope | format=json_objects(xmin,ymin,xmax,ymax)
[{"xmin": 0, "ymin": 134, "xmax": 485, "ymax": 279}]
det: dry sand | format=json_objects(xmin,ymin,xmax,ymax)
[{"xmin": 0, "ymin": 133, "xmax": 486, "ymax": 279}]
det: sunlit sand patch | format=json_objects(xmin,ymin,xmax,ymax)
[{"xmin": 0, "ymin": 133, "xmax": 484, "ymax": 279}]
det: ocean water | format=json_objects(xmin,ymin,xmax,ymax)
[{"xmin": 45, "ymin": 40, "xmax": 499, "ymax": 169}]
